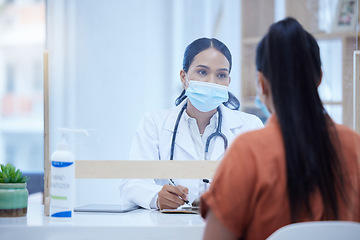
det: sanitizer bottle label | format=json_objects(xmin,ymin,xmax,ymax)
[{"xmin": 50, "ymin": 161, "xmax": 75, "ymax": 218}]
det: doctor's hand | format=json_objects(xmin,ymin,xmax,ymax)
[{"xmin": 157, "ymin": 185, "xmax": 189, "ymax": 210}]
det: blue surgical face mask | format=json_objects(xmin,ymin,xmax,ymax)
[
  {"xmin": 185, "ymin": 80, "xmax": 229, "ymax": 112},
  {"xmin": 255, "ymin": 95, "xmax": 271, "ymax": 118},
  {"xmin": 255, "ymin": 75, "xmax": 271, "ymax": 118}
]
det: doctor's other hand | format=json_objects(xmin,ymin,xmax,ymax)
[{"xmin": 157, "ymin": 185, "xmax": 189, "ymax": 210}]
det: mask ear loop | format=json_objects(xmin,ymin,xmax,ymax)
[
  {"xmin": 255, "ymin": 95, "xmax": 271, "ymax": 118},
  {"xmin": 255, "ymin": 77, "xmax": 271, "ymax": 118},
  {"xmin": 184, "ymin": 73, "xmax": 190, "ymax": 89}
]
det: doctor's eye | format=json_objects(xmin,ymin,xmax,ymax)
[
  {"xmin": 197, "ymin": 70, "xmax": 208, "ymax": 76},
  {"xmin": 217, "ymin": 72, "xmax": 228, "ymax": 79}
]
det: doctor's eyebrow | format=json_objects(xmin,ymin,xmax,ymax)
[
  {"xmin": 217, "ymin": 68, "xmax": 229, "ymax": 72},
  {"xmin": 196, "ymin": 65, "xmax": 210, "ymax": 69},
  {"xmin": 196, "ymin": 65, "xmax": 229, "ymax": 72}
]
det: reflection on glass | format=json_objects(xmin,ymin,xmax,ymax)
[{"xmin": 46, "ymin": 0, "xmax": 243, "ymax": 205}]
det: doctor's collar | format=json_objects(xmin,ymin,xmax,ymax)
[{"xmin": 183, "ymin": 109, "xmax": 219, "ymax": 126}]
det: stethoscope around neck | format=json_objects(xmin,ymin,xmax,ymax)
[{"xmin": 170, "ymin": 101, "xmax": 228, "ymax": 160}]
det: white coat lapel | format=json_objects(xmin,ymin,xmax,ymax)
[
  {"xmin": 163, "ymin": 102, "xmax": 198, "ymax": 159},
  {"xmin": 174, "ymin": 125, "xmax": 198, "ymax": 159}
]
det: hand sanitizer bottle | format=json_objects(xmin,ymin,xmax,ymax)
[{"xmin": 50, "ymin": 130, "xmax": 76, "ymax": 218}]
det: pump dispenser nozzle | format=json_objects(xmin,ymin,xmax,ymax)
[
  {"xmin": 57, "ymin": 128, "xmax": 89, "ymax": 151},
  {"xmin": 58, "ymin": 128, "xmax": 89, "ymax": 137}
]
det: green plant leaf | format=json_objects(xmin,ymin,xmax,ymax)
[
  {"xmin": 9, "ymin": 165, "xmax": 15, "ymax": 175},
  {"xmin": 0, "ymin": 163, "xmax": 29, "ymax": 183},
  {"xmin": 19, "ymin": 176, "xmax": 30, "ymax": 183}
]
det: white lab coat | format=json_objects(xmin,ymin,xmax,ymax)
[{"xmin": 119, "ymin": 100, "xmax": 264, "ymax": 209}]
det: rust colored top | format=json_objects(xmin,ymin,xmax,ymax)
[{"xmin": 201, "ymin": 115, "xmax": 360, "ymax": 240}]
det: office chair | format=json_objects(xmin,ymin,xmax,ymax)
[{"xmin": 266, "ymin": 221, "xmax": 360, "ymax": 240}]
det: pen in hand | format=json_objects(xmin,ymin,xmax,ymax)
[
  {"xmin": 168, "ymin": 179, "xmax": 191, "ymax": 205},
  {"xmin": 202, "ymin": 179, "xmax": 211, "ymax": 184}
]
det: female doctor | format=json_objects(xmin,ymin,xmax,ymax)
[{"xmin": 119, "ymin": 38, "xmax": 263, "ymax": 210}]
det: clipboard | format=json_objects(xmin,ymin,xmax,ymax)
[
  {"xmin": 74, "ymin": 204, "xmax": 139, "ymax": 213},
  {"xmin": 160, "ymin": 206, "xmax": 200, "ymax": 214}
]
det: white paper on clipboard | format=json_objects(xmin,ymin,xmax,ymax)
[{"xmin": 160, "ymin": 206, "xmax": 200, "ymax": 214}]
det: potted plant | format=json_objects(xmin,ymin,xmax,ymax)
[{"xmin": 0, "ymin": 163, "xmax": 29, "ymax": 217}]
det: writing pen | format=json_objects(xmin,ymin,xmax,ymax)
[
  {"xmin": 202, "ymin": 179, "xmax": 211, "ymax": 184},
  {"xmin": 168, "ymin": 179, "xmax": 190, "ymax": 205}
]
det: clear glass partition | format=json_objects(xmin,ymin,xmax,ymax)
[
  {"xmin": 44, "ymin": 0, "xmax": 359, "ymax": 205},
  {"xmin": 46, "ymin": 0, "xmax": 242, "ymax": 161},
  {"xmin": 46, "ymin": 0, "xmax": 243, "ymax": 205}
]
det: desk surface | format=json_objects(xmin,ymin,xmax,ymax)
[{"xmin": 0, "ymin": 204, "xmax": 205, "ymax": 240}]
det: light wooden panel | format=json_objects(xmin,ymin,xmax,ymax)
[
  {"xmin": 241, "ymin": 0, "xmax": 274, "ymax": 106},
  {"xmin": 354, "ymin": 50, "xmax": 360, "ymax": 133},
  {"xmin": 343, "ymin": 37, "xmax": 357, "ymax": 128},
  {"xmin": 242, "ymin": 0, "xmax": 274, "ymax": 38},
  {"xmin": 75, "ymin": 160, "xmax": 220, "ymax": 179},
  {"xmin": 286, "ymin": 0, "xmax": 320, "ymax": 33},
  {"xmin": 241, "ymin": 43, "xmax": 257, "ymax": 102}
]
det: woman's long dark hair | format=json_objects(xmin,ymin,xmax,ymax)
[
  {"xmin": 175, "ymin": 37, "xmax": 240, "ymax": 110},
  {"xmin": 256, "ymin": 18, "xmax": 346, "ymax": 222}
]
